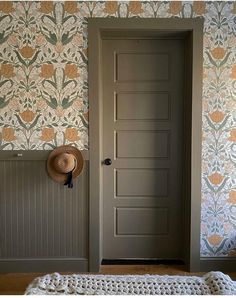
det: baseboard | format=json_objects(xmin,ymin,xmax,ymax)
[
  {"xmin": 200, "ymin": 257, "xmax": 236, "ymax": 272},
  {"xmin": 2, "ymin": 257, "xmax": 235, "ymax": 273},
  {"xmin": 0, "ymin": 258, "xmax": 88, "ymax": 273},
  {"xmin": 102, "ymin": 259, "xmax": 184, "ymax": 265}
]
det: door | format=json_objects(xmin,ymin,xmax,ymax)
[{"xmin": 102, "ymin": 37, "xmax": 185, "ymax": 260}]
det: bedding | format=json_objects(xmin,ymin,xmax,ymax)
[{"xmin": 25, "ymin": 271, "xmax": 236, "ymax": 295}]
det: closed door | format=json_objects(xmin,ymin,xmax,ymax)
[{"xmin": 102, "ymin": 38, "xmax": 185, "ymax": 259}]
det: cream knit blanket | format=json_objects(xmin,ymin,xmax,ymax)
[{"xmin": 25, "ymin": 271, "xmax": 236, "ymax": 295}]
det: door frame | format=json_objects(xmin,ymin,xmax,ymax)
[{"xmin": 88, "ymin": 18, "xmax": 204, "ymax": 272}]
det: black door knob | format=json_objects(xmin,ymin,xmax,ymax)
[{"xmin": 104, "ymin": 158, "xmax": 112, "ymax": 166}]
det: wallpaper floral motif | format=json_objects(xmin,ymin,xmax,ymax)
[{"xmin": 0, "ymin": 0, "xmax": 236, "ymax": 257}]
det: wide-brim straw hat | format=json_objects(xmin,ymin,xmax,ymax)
[{"xmin": 47, "ymin": 145, "xmax": 84, "ymax": 183}]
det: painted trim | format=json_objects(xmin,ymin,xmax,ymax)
[
  {"xmin": 0, "ymin": 150, "xmax": 89, "ymax": 161},
  {"xmin": 88, "ymin": 18, "xmax": 204, "ymax": 272},
  {"xmin": 200, "ymin": 258, "xmax": 236, "ymax": 272},
  {"xmin": 0, "ymin": 258, "xmax": 88, "ymax": 273},
  {"xmin": 88, "ymin": 20, "xmax": 103, "ymax": 272}
]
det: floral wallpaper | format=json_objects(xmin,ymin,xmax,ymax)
[
  {"xmin": 0, "ymin": 0, "xmax": 89, "ymax": 150},
  {"xmin": 0, "ymin": 0, "xmax": 236, "ymax": 257}
]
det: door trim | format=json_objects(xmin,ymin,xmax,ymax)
[{"xmin": 88, "ymin": 18, "xmax": 203, "ymax": 272}]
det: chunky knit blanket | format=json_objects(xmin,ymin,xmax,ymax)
[{"xmin": 25, "ymin": 271, "xmax": 236, "ymax": 295}]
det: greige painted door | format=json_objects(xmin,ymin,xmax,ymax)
[{"xmin": 102, "ymin": 38, "xmax": 184, "ymax": 259}]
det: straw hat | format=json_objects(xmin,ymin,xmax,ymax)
[{"xmin": 47, "ymin": 145, "xmax": 84, "ymax": 185}]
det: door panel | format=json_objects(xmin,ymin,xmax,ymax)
[
  {"xmin": 116, "ymin": 208, "xmax": 169, "ymax": 235},
  {"xmin": 116, "ymin": 91, "xmax": 170, "ymax": 120},
  {"xmin": 102, "ymin": 38, "xmax": 184, "ymax": 259},
  {"xmin": 116, "ymin": 53, "xmax": 169, "ymax": 81},
  {"xmin": 116, "ymin": 130, "xmax": 169, "ymax": 158},
  {"xmin": 116, "ymin": 169, "xmax": 169, "ymax": 197}
]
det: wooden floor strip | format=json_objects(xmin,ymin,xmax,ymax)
[{"xmin": 0, "ymin": 265, "xmax": 235, "ymax": 295}]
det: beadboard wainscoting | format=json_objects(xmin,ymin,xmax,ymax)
[{"xmin": 0, "ymin": 151, "xmax": 89, "ymax": 273}]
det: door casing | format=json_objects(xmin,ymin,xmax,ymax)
[{"xmin": 88, "ymin": 18, "xmax": 204, "ymax": 272}]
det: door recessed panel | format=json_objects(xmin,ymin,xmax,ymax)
[
  {"xmin": 116, "ymin": 169, "xmax": 169, "ymax": 197},
  {"xmin": 116, "ymin": 130, "xmax": 170, "ymax": 158},
  {"xmin": 116, "ymin": 92, "xmax": 170, "ymax": 121},
  {"xmin": 115, "ymin": 208, "xmax": 169, "ymax": 235},
  {"xmin": 116, "ymin": 53, "xmax": 169, "ymax": 82}
]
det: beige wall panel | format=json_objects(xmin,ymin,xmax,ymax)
[{"xmin": 0, "ymin": 159, "xmax": 89, "ymax": 259}]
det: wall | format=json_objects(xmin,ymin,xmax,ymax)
[
  {"xmin": 0, "ymin": 152, "xmax": 89, "ymax": 272},
  {"xmin": 0, "ymin": 1, "xmax": 236, "ymax": 258}
]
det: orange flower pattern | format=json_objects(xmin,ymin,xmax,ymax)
[
  {"xmin": 65, "ymin": 64, "xmax": 79, "ymax": 79},
  {"xmin": 40, "ymin": 128, "xmax": 55, "ymax": 141},
  {"xmin": 208, "ymin": 173, "xmax": 224, "ymax": 185},
  {"xmin": 193, "ymin": 1, "xmax": 206, "ymax": 15},
  {"xmin": 207, "ymin": 235, "xmax": 223, "ymax": 246},
  {"xmin": 64, "ymin": 1, "xmax": 78, "ymax": 14},
  {"xmin": 228, "ymin": 129, "xmax": 236, "ymax": 142},
  {"xmin": 211, "ymin": 47, "xmax": 226, "ymax": 59},
  {"xmin": 0, "ymin": 1, "xmax": 236, "ymax": 257},
  {"xmin": 128, "ymin": 1, "xmax": 143, "ymax": 15},
  {"xmin": 20, "ymin": 110, "xmax": 36, "ymax": 123},
  {"xmin": 19, "ymin": 46, "xmax": 36, "ymax": 59},
  {"xmin": 40, "ymin": 64, "xmax": 54, "ymax": 79},
  {"xmin": 39, "ymin": 1, "xmax": 54, "ymax": 14},
  {"xmin": 168, "ymin": 1, "xmax": 182, "ymax": 15},
  {"xmin": 65, "ymin": 128, "xmax": 80, "ymax": 142},
  {"xmin": 0, "ymin": 1, "xmax": 14, "ymax": 13},
  {"xmin": 104, "ymin": 1, "xmax": 118, "ymax": 14},
  {"xmin": 228, "ymin": 190, "xmax": 236, "ymax": 204},
  {"xmin": 1, "ymin": 127, "xmax": 16, "ymax": 142},
  {"xmin": 0, "ymin": 64, "xmax": 14, "ymax": 78},
  {"xmin": 231, "ymin": 64, "xmax": 236, "ymax": 79},
  {"xmin": 209, "ymin": 111, "xmax": 225, "ymax": 123}
]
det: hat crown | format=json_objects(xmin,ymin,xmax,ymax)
[
  {"xmin": 54, "ymin": 153, "xmax": 75, "ymax": 174},
  {"xmin": 47, "ymin": 145, "xmax": 84, "ymax": 184}
]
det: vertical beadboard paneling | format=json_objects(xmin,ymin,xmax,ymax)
[{"xmin": 0, "ymin": 158, "xmax": 88, "ymax": 259}]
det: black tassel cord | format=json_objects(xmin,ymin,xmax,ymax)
[{"xmin": 64, "ymin": 171, "xmax": 73, "ymax": 188}]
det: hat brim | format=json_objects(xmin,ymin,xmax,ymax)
[{"xmin": 47, "ymin": 145, "xmax": 84, "ymax": 183}]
